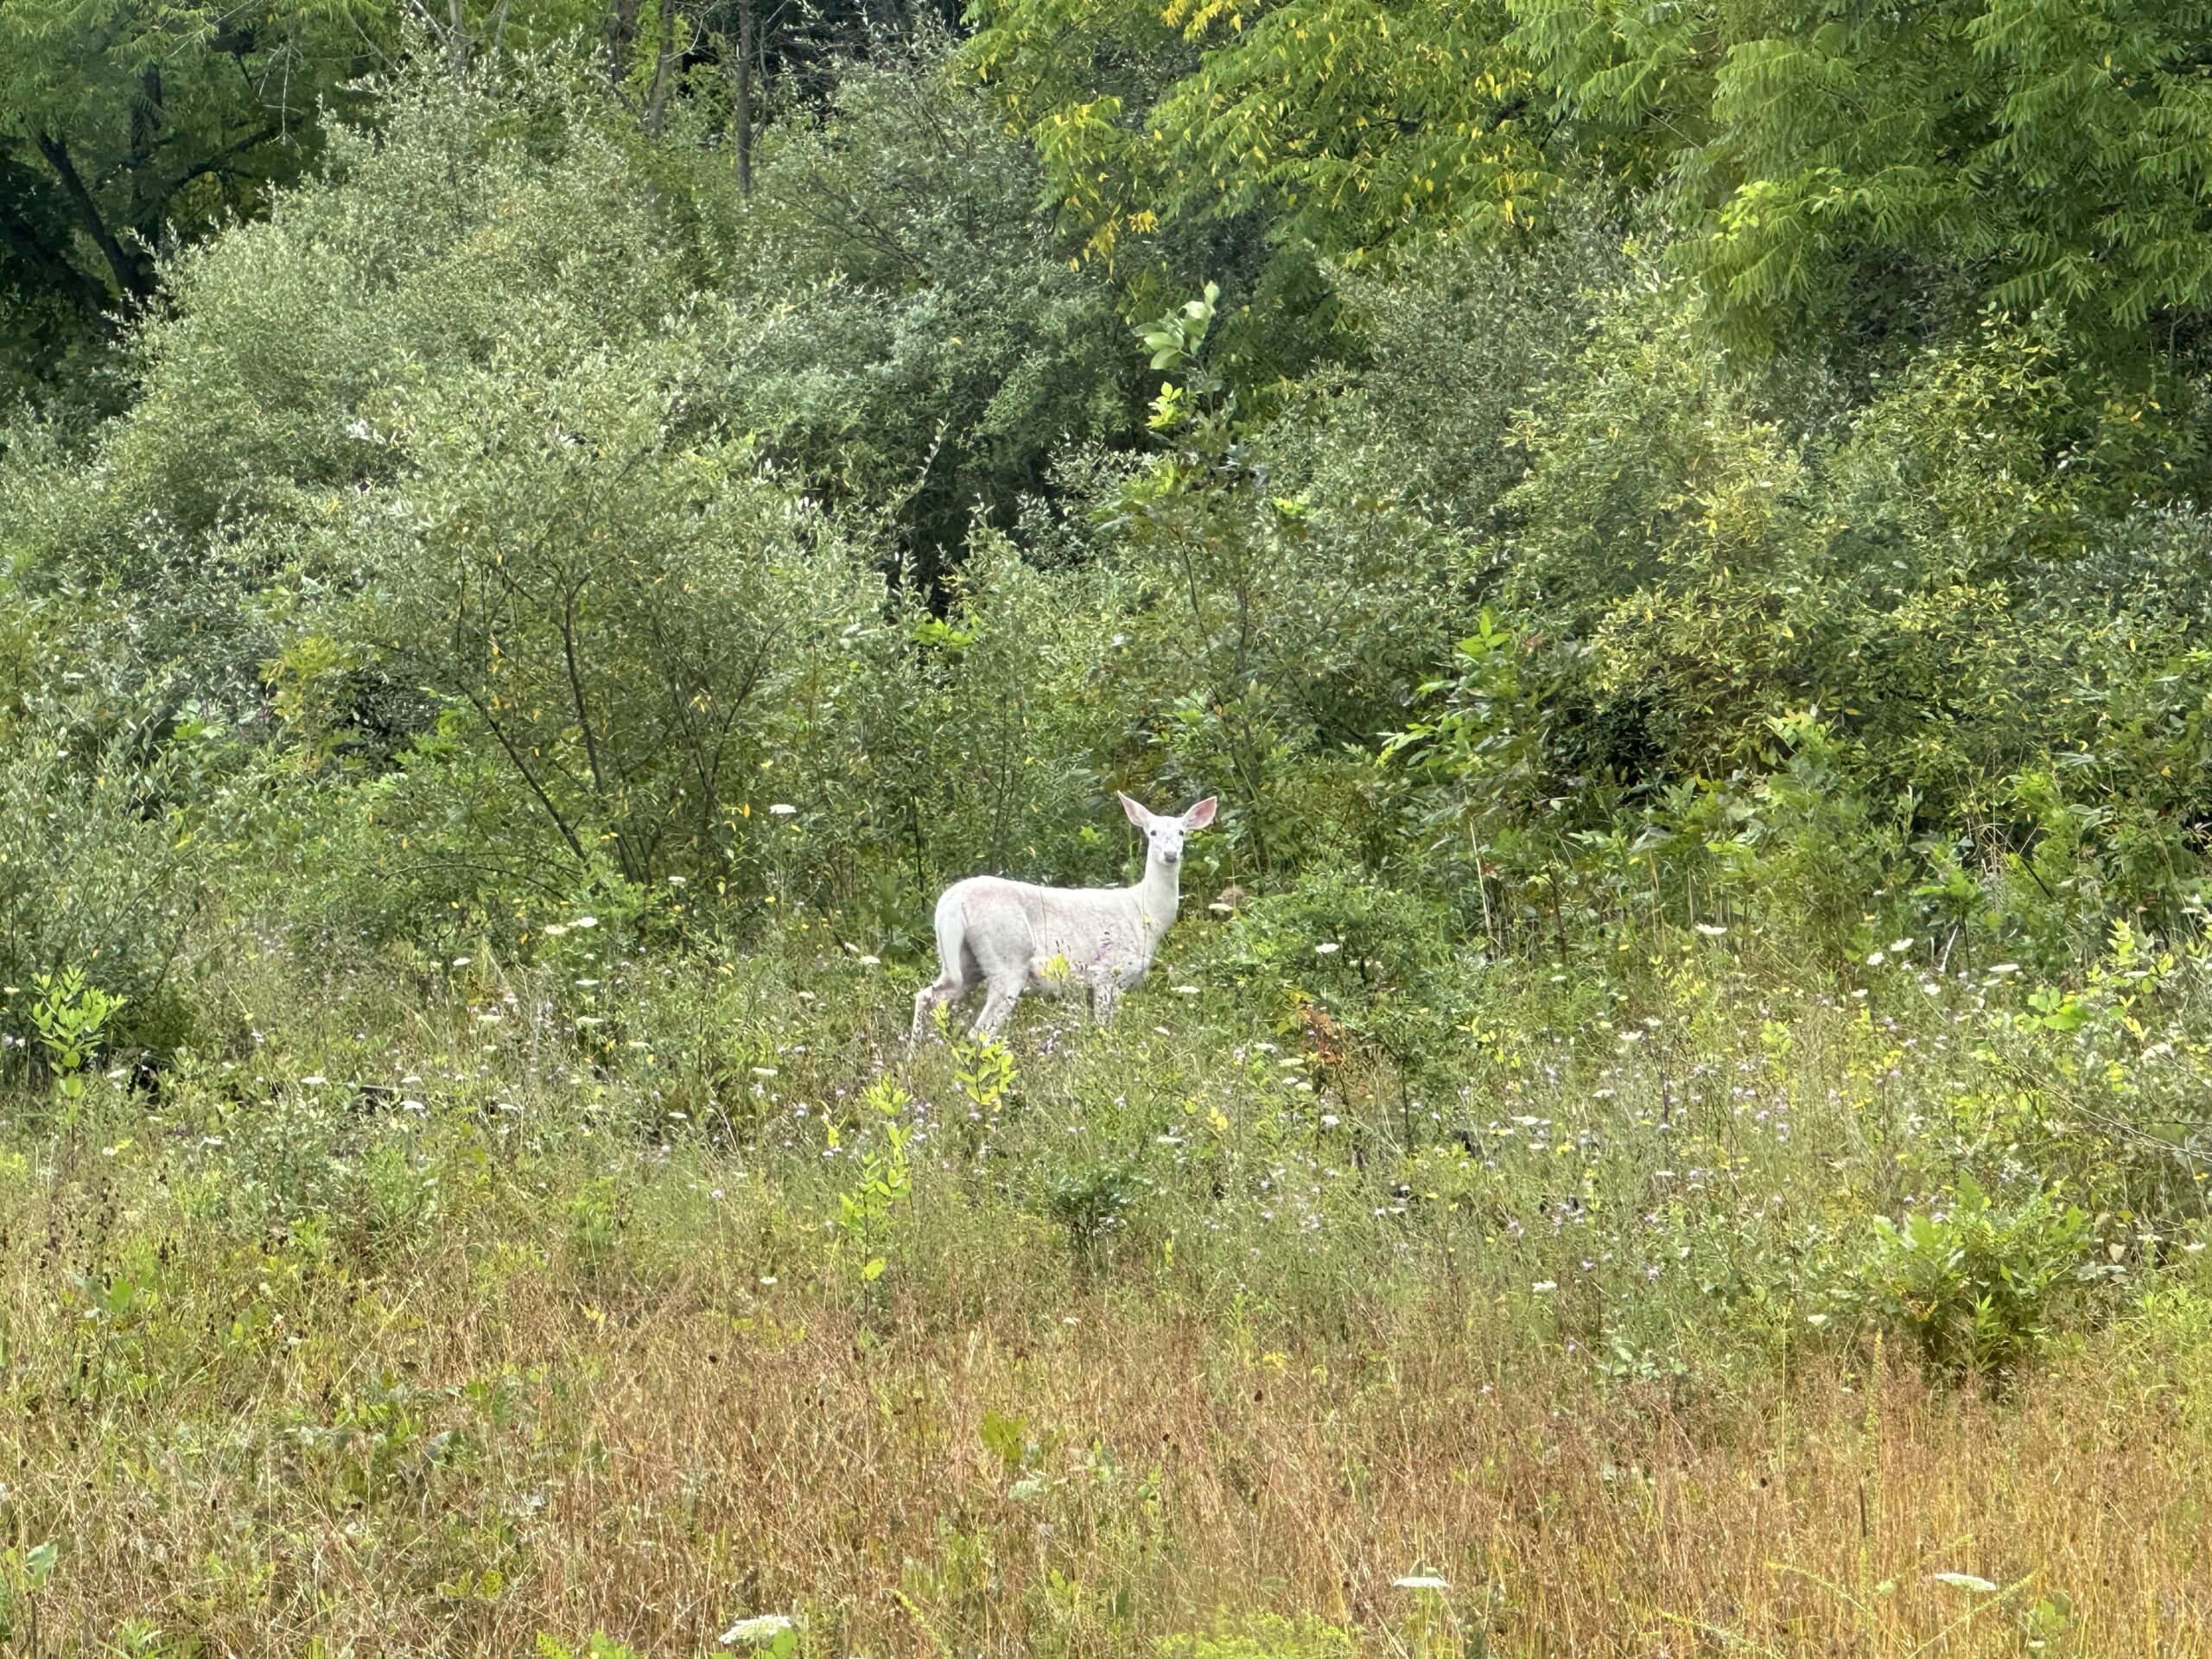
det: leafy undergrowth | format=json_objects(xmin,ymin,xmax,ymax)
[{"xmin": 3, "ymin": 922, "xmax": 2210, "ymax": 1656}]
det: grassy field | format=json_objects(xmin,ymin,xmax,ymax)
[{"xmin": 3, "ymin": 923, "xmax": 2210, "ymax": 1657}]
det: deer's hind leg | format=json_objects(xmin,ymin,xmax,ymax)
[
  {"xmin": 910, "ymin": 946, "xmax": 979, "ymax": 1045},
  {"xmin": 971, "ymin": 972, "xmax": 1025, "ymax": 1040}
]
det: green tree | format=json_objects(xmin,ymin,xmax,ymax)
[
  {"xmin": 0, "ymin": 2, "xmax": 381, "ymax": 334},
  {"xmin": 968, "ymin": 0, "xmax": 1553, "ymax": 268},
  {"xmin": 1510, "ymin": 0, "xmax": 2212, "ymax": 356}
]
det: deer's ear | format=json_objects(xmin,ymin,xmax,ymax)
[
  {"xmin": 1118, "ymin": 791, "xmax": 1154, "ymax": 828},
  {"xmin": 1181, "ymin": 797, "xmax": 1218, "ymax": 830}
]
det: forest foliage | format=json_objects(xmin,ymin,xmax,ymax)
[
  {"xmin": 6, "ymin": 3, "xmax": 2212, "ymax": 1649},
  {"xmin": 10, "ymin": 0, "xmax": 2212, "ymax": 999},
  {"xmin": 1, "ymin": 0, "xmax": 2209, "ymax": 1128}
]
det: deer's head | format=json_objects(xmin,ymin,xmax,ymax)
[{"xmin": 1118, "ymin": 792, "xmax": 1218, "ymax": 871}]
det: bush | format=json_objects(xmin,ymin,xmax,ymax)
[
  {"xmin": 0, "ymin": 698, "xmax": 209, "ymax": 1058},
  {"xmin": 1822, "ymin": 1176, "xmax": 2114, "ymax": 1382}
]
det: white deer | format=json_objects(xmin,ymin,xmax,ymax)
[{"xmin": 910, "ymin": 792, "xmax": 1219, "ymax": 1042}]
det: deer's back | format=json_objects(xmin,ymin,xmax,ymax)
[{"xmin": 940, "ymin": 876, "xmax": 1151, "ymax": 985}]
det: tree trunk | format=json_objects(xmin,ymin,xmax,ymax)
[
  {"xmin": 446, "ymin": 0, "xmax": 470, "ymax": 81},
  {"xmin": 34, "ymin": 133, "xmax": 150, "ymax": 304},
  {"xmin": 644, "ymin": 0, "xmax": 683, "ymax": 136},
  {"xmin": 734, "ymin": 0, "xmax": 753, "ymax": 194},
  {"xmin": 605, "ymin": 0, "xmax": 645, "ymax": 89}
]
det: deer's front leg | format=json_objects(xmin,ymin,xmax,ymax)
[{"xmin": 1090, "ymin": 979, "xmax": 1118, "ymax": 1027}]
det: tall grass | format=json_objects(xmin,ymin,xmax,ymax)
[{"xmin": 1, "ymin": 922, "xmax": 2208, "ymax": 1655}]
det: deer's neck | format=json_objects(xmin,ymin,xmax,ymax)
[{"xmin": 1130, "ymin": 856, "xmax": 1182, "ymax": 942}]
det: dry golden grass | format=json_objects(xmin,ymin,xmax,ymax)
[{"xmin": 6, "ymin": 1205, "xmax": 2208, "ymax": 1658}]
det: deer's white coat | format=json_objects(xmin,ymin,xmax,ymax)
[{"xmin": 911, "ymin": 793, "xmax": 1218, "ymax": 1040}]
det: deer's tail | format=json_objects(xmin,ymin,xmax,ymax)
[{"xmin": 932, "ymin": 887, "xmax": 969, "ymax": 984}]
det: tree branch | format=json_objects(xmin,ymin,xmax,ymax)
[
  {"xmin": 34, "ymin": 132, "xmax": 151, "ymax": 302},
  {"xmin": 167, "ymin": 124, "xmax": 283, "ymax": 198}
]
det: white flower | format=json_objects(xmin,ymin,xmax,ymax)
[
  {"xmin": 1866, "ymin": 950, "xmax": 1886, "ymax": 966},
  {"xmin": 451, "ymin": 956, "xmax": 471, "ymax": 968},
  {"xmin": 1694, "ymin": 922, "xmax": 1727, "ymax": 938},
  {"xmin": 1313, "ymin": 941, "xmax": 1341, "ymax": 955},
  {"xmin": 542, "ymin": 923, "xmax": 568, "ymax": 938},
  {"xmin": 1174, "ymin": 984, "xmax": 1201, "ymax": 995},
  {"xmin": 572, "ymin": 915, "xmax": 599, "ymax": 930},
  {"xmin": 752, "ymin": 1065, "xmax": 779, "ymax": 1077},
  {"xmin": 769, "ymin": 803, "xmax": 798, "ymax": 817},
  {"xmin": 1930, "ymin": 1573, "xmax": 1999, "ymax": 1594},
  {"xmin": 717, "ymin": 1613, "xmax": 795, "ymax": 1645},
  {"xmin": 1393, "ymin": 1574, "xmax": 1450, "ymax": 1592},
  {"xmin": 1990, "ymin": 962, "xmax": 2020, "ymax": 976},
  {"xmin": 1891, "ymin": 938, "xmax": 1915, "ymax": 953},
  {"xmin": 858, "ymin": 954, "xmax": 880, "ymax": 966},
  {"xmin": 302, "ymin": 1075, "xmax": 327, "ymax": 1087},
  {"xmin": 1530, "ymin": 1281, "xmax": 1558, "ymax": 1294}
]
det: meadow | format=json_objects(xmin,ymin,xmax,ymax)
[{"xmin": 5, "ymin": 912, "xmax": 2210, "ymax": 1655}]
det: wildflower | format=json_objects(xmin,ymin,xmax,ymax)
[
  {"xmin": 1531, "ymin": 1280, "xmax": 1558, "ymax": 1294},
  {"xmin": 1930, "ymin": 1573, "xmax": 1999, "ymax": 1594},
  {"xmin": 1174, "ymin": 984, "xmax": 1201, "ymax": 995},
  {"xmin": 1313, "ymin": 941, "xmax": 1340, "ymax": 955},
  {"xmin": 572, "ymin": 915, "xmax": 599, "ymax": 930},
  {"xmin": 858, "ymin": 954, "xmax": 881, "ymax": 966},
  {"xmin": 769, "ymin": 803, "xmax": 798, "ymax": 817},
  {"xmin": 452, "ymin": 956, "xmax": 472, "ymax": 968},
  {"xmin": 1393, "ymin": 1575, "xmax": 1450, "ymax": 1592},
  {"xmin": 718, "ymin": 1614, "xmax": 796, "ymax": 1645},
  {"xmin": 1694, "ymin": 922, "xmax": 1727, "ymax": 938},
  {"xmin": 302, "ymin": 1075, "xmax": 327, "ymax": 1087},
  {"xmin": 1866, "ymin": 950, "xmax": 1885, "ymax": 966}
]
